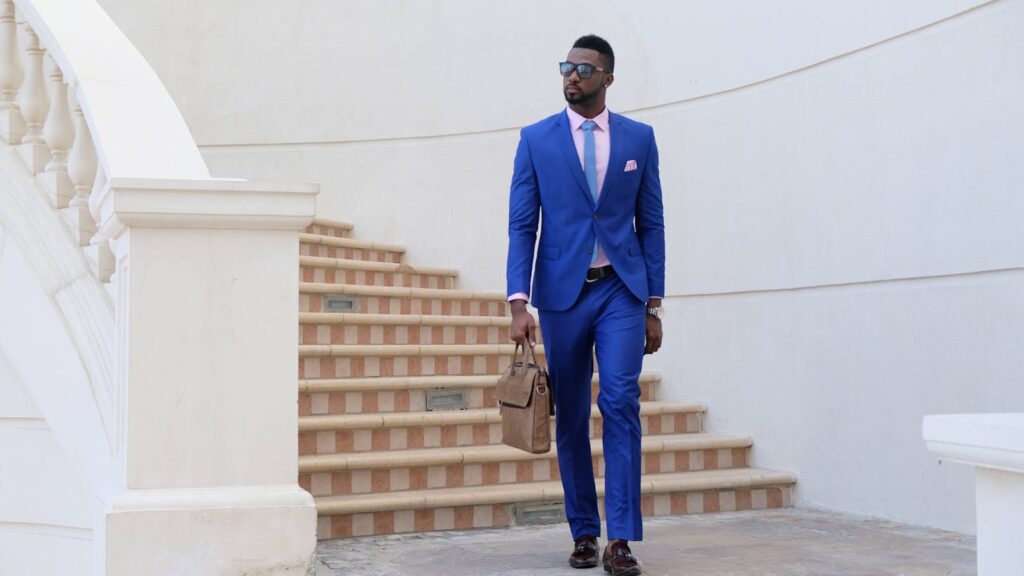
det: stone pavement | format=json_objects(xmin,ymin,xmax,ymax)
[{"xmin": 313, "ymin": 508, "xmax": 976, "ymax": 576}]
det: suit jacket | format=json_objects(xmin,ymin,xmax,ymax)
[{"xmin": 506, "ymin": 110, "xmax": 665, "ymax": 311}]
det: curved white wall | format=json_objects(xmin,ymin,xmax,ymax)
[{"xmin": 97, "ymin": 0, "xmax": 1024, "ymax": 531}]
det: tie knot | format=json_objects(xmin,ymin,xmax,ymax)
[{"xmin": 582, "ymin": 120, "xmax": 596, "ymax": 132}]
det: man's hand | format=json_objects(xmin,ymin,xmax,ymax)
[
  {"xmin": 644, "ymin": 298, "xmax": 662, "ymax": 355},
  {"xmin": 509, "ymin": 299, "xmax": 537, "ymax": 348}
]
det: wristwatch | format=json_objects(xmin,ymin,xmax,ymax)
[{"xmin": 646, "ymin": 306, "xmax": 664, "ymax": 320}]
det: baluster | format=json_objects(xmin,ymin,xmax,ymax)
[
  {"xmin": 16, "ymin": 23, "xmax": 48, "ymax": 172},
  {"xmin": 86, "ymin": 165, "xmax": 114, "ymax": 282},
  {"xmin": 65, "ymin": 92, "xmax": 97, "ymax": 245},
  {"xmin": 41, "ymin": 54, "xmax": 74, "ymax": 207},
  {"xmin": 0, "ymin": 0, "xmax": 23, "ymax": 144}
]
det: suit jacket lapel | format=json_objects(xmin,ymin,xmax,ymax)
[
  {"xmin": 599, "ymin": 112, "xmax": 626, "ymax": 209},
  {"xmin": 555, "ymin": 113, "xmax": 596, "ymax": 206}
]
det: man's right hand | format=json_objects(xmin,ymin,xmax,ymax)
[{"xmin": 509, "ymin": 299, "xmax": 537, "ymax": 348}]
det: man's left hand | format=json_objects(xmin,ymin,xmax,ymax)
[{"xmin": 644, "ymin": 314, "xmax": 662, "ymax": 354}]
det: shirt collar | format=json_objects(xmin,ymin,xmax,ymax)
[{"xmin": 566, "ymin": 106, "xmax": 610, "ymax": 132}]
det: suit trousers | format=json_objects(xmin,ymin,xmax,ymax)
[{"xmin": 539, "ymin": 273, "xmax": 645, "ymax": 541}]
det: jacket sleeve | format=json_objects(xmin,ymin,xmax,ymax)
[
  {"xmin": 635, "ymin": 126, "xmax": 665, "ymax": 299},
  {"xmin": 506, "ymin": 130, "xmax": 540, "ymax": 298}
]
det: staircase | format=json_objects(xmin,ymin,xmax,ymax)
[{"xmin": 297, "ymin": 219, "xmax": 796, "ymax": 539}]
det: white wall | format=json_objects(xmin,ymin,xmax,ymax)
[
  {"xmin": 95, "ymin": 0, "xmax": 1024, "ymax": 531},
  {"xmin": 0, "ymin": 323, "xmax": 93, "ymax": 575}
]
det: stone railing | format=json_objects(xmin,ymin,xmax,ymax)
[
  {"xmin": 2, "ymin": 0, "xmax": 209, "ymax": 283},
  {"xmin": 0, "ymin": 1, "xmax": 318, "ymax": 574}
]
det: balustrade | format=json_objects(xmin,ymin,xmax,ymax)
[
  {"xmin": 16, "ymin": 20, "xmax": 47, "ymax": 171},
  {"xmin": 41, "ymin": 53, "xmax": 73, "ymax": 207},
  {"xmin": 0, "ymin": 0, "xmax": 22, "ymax": 143}
]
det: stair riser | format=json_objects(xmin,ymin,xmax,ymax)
[
  {"xmin": 300, "ymin": 267, "xmax": 455, "ymax": 290},
  {"xmin": 298, "ymin": 381, "xmax": 656, "ymax": 415},
  {"xmin": 298, "ymin": 413, "xmax": 702, "ymax": 456},
  {"xmin": 300, "ymin": 294, "xmax": 507, "ymax": 316},
  {"xmin": 301, "ymin": 243, "xmax": 402, "ymax": 263},
  {"xmin": 305, "ymin": 224, "xmax": 352, "ymax": 238},
  {"xmin": 300, "ymin": 447, "xmax": 749, "ymax": 497},
  {"xmin": 299, "ymin": 324, "xmax": 517, "ymax": 346},
  {"xmin": 316, "ymin": 485, "xmax": 792, "ymax": 539},
  {"xmin": 300, "ymin": 354, "xmax": 538, "ymax": 379}
]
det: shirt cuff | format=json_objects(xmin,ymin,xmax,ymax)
[{"xmin": 508, "ymin": 292, "xmax": 529, "ymax": 303}]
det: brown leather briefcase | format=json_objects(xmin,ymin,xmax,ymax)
[{"xmin": 495, "ymin": 344, "xmax": 553, "ymax": 454}]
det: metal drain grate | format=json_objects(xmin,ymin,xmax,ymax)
[
  {"xmin": 512, "ymin": 502, "xmax": 566, "ymax": 526},
  {"xmin": 425, "ymin": 389, "xmax": 467, "ymax": 411},
  {"xmin": 323, "ymin": 295, "xmax": 356, "ymax": 312}
]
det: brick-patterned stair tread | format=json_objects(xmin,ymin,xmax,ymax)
[
  {"xmin": 299, "ymin": 432, "xmax": 751, "ymax": 473},
  {"xmin": 299, "ymin": 372, "xmax": 660, "ymax": 393},
  {"xmin": 298, "ymin": 401, "xmax": 706, "ymax": 432},
  {"xmin": 314, "ymin": 468, "xmax": 796, "ymax": 516},
  {"xmin": 299, "ymin": 255, "xmax": 458, "ymax": 278},
  {"xmin": 300, "ymin": 313, "xmax": 511, "ymax": 327},
  {"xmin": 300, "ymin": 233, "xmax": 405, "ymax": 254},
  {"xmin": 299, "ymin": 343, "xmax": 546, "ymax": 358},
  {"xmin": 300, "ymin": 283, "xmax": 505, "ymax": 302}
]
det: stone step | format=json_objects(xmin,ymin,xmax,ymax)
[
  {"xmin": 314, "ymin": 468, "xmax": 797, "ymax": 539},
  {"xmin": 300, "ymin": 233, "xmax": 405, "ymax": 263},
  {"xmin": 297, "ymin": 402, "xmax": 706, "ymax": 455},
  {"xmin": 298, "ymin": 373, "xmax": 660, "ymax": 415},
  {"xmin": 299, "ymin": 256, "xmax": 458, "ymax": 290},
  {"xmin": 299, "ymin": 283, "xmax": 507, "ymax": 315},
  {"xmin": 298, "ymin": 343, "xmax": 549, "ymax": 379},
  {"xmin": 299, "ymin": 313, "xmax": 518, "ymax": 346},
  {"xmin": 304, "ymin": 218, "xmax": 354, "ymax": 239},
  {"xmin": 299, "ymin": 433, "xmax": 752, "ymax": 497}
]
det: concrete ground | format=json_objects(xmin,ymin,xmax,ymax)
[{"xmin": 314, "ymin": 508, "xmax": 976, "ymax": 576}]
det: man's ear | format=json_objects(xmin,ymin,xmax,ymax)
[{"xmin": 604, "ymin": 73, "xmax": 614, "ymax": 88}]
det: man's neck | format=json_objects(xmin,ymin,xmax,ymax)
[{"xmin": 569, "ymin": 101, "xmax": 606, "ymax": 120}]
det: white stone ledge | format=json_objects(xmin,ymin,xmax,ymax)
[
  {"xmin": 924, "ymin": 413, "xmax": 1024, "ymax": 474},
  {"xmin": 96, "ymin": 177, "xmax": 319, "ymax": 236}
]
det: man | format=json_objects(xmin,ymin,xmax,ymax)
[{"xmin": 506, "ymin": 34, "xmax": 665, "ymax": 576}]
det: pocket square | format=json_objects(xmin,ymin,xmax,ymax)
[{"xmin": 624, "ymin": 159, "xmax": 638, "ymax": 172}]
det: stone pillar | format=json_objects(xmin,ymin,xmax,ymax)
[
  {"xmin": 924, "ymin": 413, "xmax": 1024, "ymax": 576},
  {"xmin": 94, "ymin": 177, "xmax": 319, "ymax": 576}
]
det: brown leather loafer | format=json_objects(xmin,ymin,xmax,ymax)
[
  {"xmin": 602, "ymin": 541, "xmax": 641, "ymax": 576},
  {"xmin": 570, "ymin": 535, "xmax": 600, "ymax": 569}
]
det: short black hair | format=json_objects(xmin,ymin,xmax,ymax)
[{"xmin": 572, "ymin": 34, "xmax": 614, "ymax": 73}]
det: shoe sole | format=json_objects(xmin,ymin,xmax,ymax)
[{"xmin": 604, "ymin": 564, "xmax": 641, "ymax": 576}]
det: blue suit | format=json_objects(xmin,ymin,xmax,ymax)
[{"xmin": 506, "ymin": 110, "xmax": 665, "ymax": 541}]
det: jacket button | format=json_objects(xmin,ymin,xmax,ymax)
[
  {"xmin": 593, "ymin": 214, "xmax": 599, "ymax": 220},
  {"xmin": 586, "ymin": 248, "xmax": 593, "ymax": 254}
]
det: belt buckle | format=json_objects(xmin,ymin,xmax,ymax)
[{"xmin": 585, "ymin": 274, "xmax": 599, "ymax": 284}]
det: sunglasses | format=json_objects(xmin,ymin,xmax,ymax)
[{"xmin": 559, "ymin": 61, "xmax": 609, "ymax": 80}]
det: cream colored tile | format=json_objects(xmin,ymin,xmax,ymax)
[
  {"xmin": 488, "ymin": 424, "xmax": 502, "ymax": 444},
  {"xmin": 720, "ymin": 490, "xmax": 737, "ymax": 512},
  {"xmin": 427, "ymin": 465, "xmax": 446, "ymax": 488},
  {"xmin": 653, "ymin": 494, "xmax": 671, "ymax": 516},
  {"xmin": 316, "ymin": 431, "xmax": 336, "ymax": 454},
  {"xmin": 345, "ymin": 392, "xmax": 363, "ymax": 414},
  {"xmin": 394, "ymin": 510, "xmax": 415, "ymax": 533},
  {"xmin": 463, "ymin": 464, "xmax": 483, "ymax": 486},
  {"xmin": 533, "ymin": 460, "xmax": 551, "ymax": 481},
  {"xmin": 469, "ymin": 389, "xmax": 484, "ymax": 409},
  {"xmin": 371, "ymin": 325, "xmax": 384, "ymax": 344},
  {"xmin": 352, "ymin": 513, "xmax": 374, "ymax": 536},
  {"xmin": 499, "ymin": 462, "xmax": 516, "ymax": 483},
  {"xmin": 443, "ymin": 326, "xmax": 455, "ymax": 344},
  {"xmin": 317, "ymin": 324, "xmax": 330, "ymax": 343},
  {"xmin": 473, "ymin": 505, "xmax": 493, "ymax": 527},
  {"xmin": 396, "ymin": 326, "xmax": 409, "ymax": 345},
  {"xmin": 390, "ymin": 428, "xmax": 408, "ymax": 450},
  {"xmin": 365, "ymin": 357, "xmax": 380, "ymax": 377},
  {"xmin": 344, "ymin": 326, "xmax": 358, "ymax": 343},
  {"xmin": 718, "ymin": 448, "xmax": 733, "ymax": 468},
  {"xmin": 423, "ymin": 426, "xmax": 441, "ymax": 447},
  {"xmin": 316, "ymin": 516, "xmax": 332, "ymax": 540},
  {"xmin": 419, "ymin": 326, "xmax": 431, "ymax": 342},
  {"xmin": 689, "ymin": 451, "xmax": 705, "ymax": 471},
  {"xmin": 752, "ymin": 489, "xmax": 768, "ymax": 510},
  {"xmin": 473, "ymin": 356, "xmax": 486, "ymax": 374},
  {"xmin": 351, "ymin": 470, "xmax": 372, "ymax": 494},
  {"xmin": 311, "ymin": 472, "xmax": 332, "ymax": 496},
  {"xmin": 456, "ymin": 425, "xmax": 474, "ymax": 445},
  {"xmin": 379, "ymin": 391, "xmax": 396, "ymax": 413},
  {"xmin": 311, "ymin": 393, "xmax": 329, "ymax": 415},
  {"xmin": 466, "ymin": 326, "xmax": 478, "ymax": 344},
  {"xmin": 686, "ymin": 493, "xmax": 704, "ymax": 514},
  {"xmin": 390, "ymin": 468, "xmax": 410, "ymax": 491},
  {"xmin": 421, "ymin": 357, "xmax": 435, "ymax": 375},
  {"xmin": 660, "ymin": 452, "xmax": 675, "ymax": 472},
  {"xmin": 304, "ymin": 357, "xmax": 320, "ymax": 379},
  {"xmin": 434, "ymin": 508, "xmax": 454, "ymax": 530},
  {"xmin": 353, "ymin": 430, "xmax": 372, "ymax": 451},
  {"xmin": 410, "ymin": 393, "xmax": 427, "ymax": 412},
  {"xmin": 335, "ymin": 357, "xmax": 351, "ymax": 378},
  {"xmin": 393, "ymin": 356, "xmax": 409, "ymax": 376}
]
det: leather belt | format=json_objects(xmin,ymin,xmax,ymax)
[{"xmin": 585, "ymin": 265, "xmax": 616, "ymax": 283}]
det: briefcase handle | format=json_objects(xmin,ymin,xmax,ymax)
[{"xmin": 512, "ymin": 342, "xmax": 541, "ymax": 368}]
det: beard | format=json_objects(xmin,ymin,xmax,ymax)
[{"xmin": 564, "ymin": 83, "xmax": 599, "ymax": 106}]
